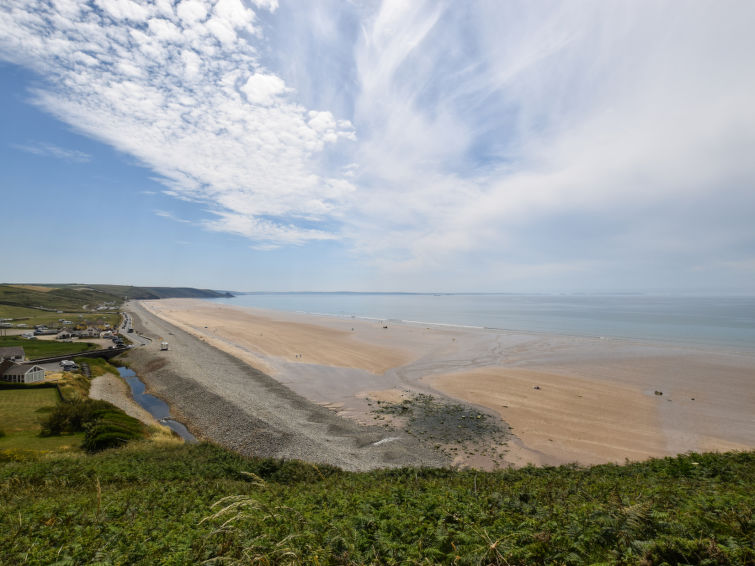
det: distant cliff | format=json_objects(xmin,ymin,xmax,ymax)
[{"xmin": 88, "ymin": 285, "xmax": 234, "ymax": 300}]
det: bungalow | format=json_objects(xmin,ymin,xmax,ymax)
[
  {"xmin": 0, "ymin": 362, "xmax": 45, "ymax": 384},
  {"xmin": 0, "ymin": 346, "xmax": 25, "ymax": 363}
]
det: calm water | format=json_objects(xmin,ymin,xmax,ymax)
[
  {"xmin": 117, "ymin": 367, "xmax": 197, "ymax": 443},
  {"xmin": 211, "ymin": 293, "xmax": 755, "ymax": 351}
]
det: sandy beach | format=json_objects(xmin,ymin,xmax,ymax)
[{"xmin": 137, "ymin": 298, "xmax": 755, "ymax": 468}]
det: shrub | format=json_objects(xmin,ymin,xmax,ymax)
[{"xmin": 40, "ymin": 399, "xmax": 144, "ymax": 451}]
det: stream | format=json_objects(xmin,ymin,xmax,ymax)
[{"xmin": 116, "ymin": 366, "xmax": 197, "ymax": 443}]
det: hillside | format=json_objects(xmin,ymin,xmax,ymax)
[
  {"xmin": 88, "ymin": 284, "xmax": 233, "ymax": 300},
  {"xmin": 0, "ymin": 284, "xmax": 119, "ymax": 312},
  {"xmin": 0, "ymin": 284, "xmax": 232, "ymax": 314},
  {"xmin": 0, "ymin": 443, "xmax": 752, "ymax": 564}
]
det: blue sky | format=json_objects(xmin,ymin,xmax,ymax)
[{"xmin": 1, "ymin": 1, "xmax": 754, "ymax": 293}]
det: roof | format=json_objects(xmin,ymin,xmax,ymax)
[
  {"xmin": 0, "ymin": 346, "xmax": 24, "ymax": 358},
  {"xmin": 0, "ymin": 362, "xmax": 44, "ymax": 376}
]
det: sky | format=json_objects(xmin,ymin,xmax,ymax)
[{"xmin": 1, "ymin": 1, "xmax": 754, "ymax": 293}]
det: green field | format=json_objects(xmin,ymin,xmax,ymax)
[
  {"xmin": 0, "ymin": 284, "xmax": 118, "ymax": 311},
  {"xmin": 0, "ymin": 336, "xmax": 97, "ymax": 359},
  {"xmin": 0, "ymin": 304, "xmax": 120, "ymax": 328},
  {"xmin": 0, "ymin": 284, "xmax": 121, "ymax": 329},
  {"xmin": 0, "ymin": 387, "xmax": 82, "ymax": 455}
]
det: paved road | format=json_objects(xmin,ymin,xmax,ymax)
[{"xmin": 120, "ymin": 309, "xmax": 151, "ymax": 346}]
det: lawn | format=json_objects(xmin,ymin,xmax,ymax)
[
  {"xmin": 0, "ymin": 387, "xmax": 83, "ymax": 455},
  {"xmin": 0, "ymin": 336, "xmax": 97, "ymax": 359}
]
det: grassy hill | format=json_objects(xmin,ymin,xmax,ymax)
[
  {"xmin": 88, "ymin": 284, "xmax": 233, "ymax": 300},
  {"xmin": 0, "ymin": 443, "xmax": 752, "ymax": 565},
  {"xmin": 0, "ymin": 284, "xmax": 119, "ymax": 312},
  {"xmin": 0, "ymin": 284, "xmax": 232, "ymax": 327}
]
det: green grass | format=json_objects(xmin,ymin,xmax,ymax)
[
  {"xmin": 0, "ymin": 304, "xmax": 120, "ymax": 328},
  {"xmin": 0, "ymin": 387, "xmax": 83, "ymax": 456},
  {"xmin": 0, "ymin": 283, "xmax": 122, "ymax": 329},
  {"xmin": 75, "ymin": 356, "xmax": 121, "ymax": 377},
  {"xmin": 0, "ymin": 284, "xmax": 119, "ymax": 312},
  {"xmin": 0, "ymin": 335, "xmax": 97, "ymax": 359},
  {"xmin": 0, "ymin": 388, "xmax": 59, "ymax": 431},
  {"xmin": 0, "ymin": 444, "xmax": 752, "ymax": 565}
]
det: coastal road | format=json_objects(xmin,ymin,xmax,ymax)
[
  {"xmin": 123, "ymin": 301, "xmax": 446, "ymax": 471},
  {"xmin": 120, "ymin": 310, "xmax": 151, "ymax": 346}
]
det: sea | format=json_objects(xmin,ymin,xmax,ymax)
[{"xmin": 208, "ymin": 293, "xmax": 755, "ymax": 352}]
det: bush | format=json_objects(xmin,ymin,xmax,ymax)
[
  {"xmin": 0, "ymin": 429, "xmax": 5, "ymax": 438},
  {"xmin": 40, "ymin": 399, "xmax": 144, "ymax": 451}
]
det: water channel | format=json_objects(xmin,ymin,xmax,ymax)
[{"xmin": 116, "ymin": 366, "xmax": 197, "ymax": 443}]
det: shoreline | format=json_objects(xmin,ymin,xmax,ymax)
[
  {"xmin": 208, "ymin": 296, "xmax": 755, "ymax": 357},
  {"xmin": 137, "ymin": 298, "xmax": 755, "ymax": 468},
  {"xmin": 121, "ymin": 301, "xmax": 447, "ymax": 471}
]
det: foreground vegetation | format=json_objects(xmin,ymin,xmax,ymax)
[{"xmin": 1, "ymin": 443, "xmax": 752, "ymax": 565}]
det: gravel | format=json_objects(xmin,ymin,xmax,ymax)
[
  {"xmin": 122, "ymin": 301, "xmax": 448, "ymax": 471},
  {"xmin": 89, "ymin": 374, "xmax": 158, "ymax": 427}
]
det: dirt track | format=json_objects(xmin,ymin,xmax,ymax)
[{"xmin": 123, "ymin": 301, "xmax": 447, "ymax": 471}]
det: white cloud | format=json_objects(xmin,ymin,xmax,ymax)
[
  {"xmin": 340, "ymin": 1, "xmax": 755, "ymax": 288},
  {"xmin": 1, "ymin": 1, "xmax": 754, "ymax": 290},
  {"xmin": 95, "ymin": 0, "xmax": 151, "ymax": 22},
  {"xmin": 0, "ymin": 0, "xmax": 353, "ymax": 249},
  {"xmin": 176, "ymin": 0, "xmax": 208, "ymax": 26},
  {"xmin": 214, "ymin": 0, "xmax": 255, "ymax": 28},
  {"xmin": 241, "ymin": 73, "xmax": 288, "ymax": 106},
  {"xmin": 154, "ymin": 209, "xmax": 191, "ymax": 223},
  {"xmin": 11, "ymin": 141, "xmax": 91, "ymax": 163},
  {"xmin": 250, "ymin": 0, "xmax": 278, "ymax": 12}
]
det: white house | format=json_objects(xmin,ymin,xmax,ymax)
[
  {"xmin": 0, "ymin": 363, "xmax": 45, "ymax": 384},
  {"xmin": 0, "ymin": 346, "xmax": 25, "ymax": 363}
]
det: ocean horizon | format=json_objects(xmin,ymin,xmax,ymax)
[{"xmin": 208, "ymin": 293, "xmax": 755, "ymax": 351}]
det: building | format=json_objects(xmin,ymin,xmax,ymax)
[
  {"xmin": 0, "ymin": 346, "xmax": 25, "ymax": 363},
  {"xmin": 0, "ymin": 361, "xmax": 45, "ymax": 383}
]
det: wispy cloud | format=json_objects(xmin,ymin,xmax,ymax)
[
  {"xmin": 154, "ymin": 209, "xmax": 191, "ymax": 224},
  {"xmin": 11, "ymin": 141, "xmax": 91, "ymax": 163},
  {"xmin": 0, "ymin": 0, "xmax": 354, "ymax": 248},
  {"xmin": 1, "ymin": 1, "xmax": 754, "ymax": 290}
]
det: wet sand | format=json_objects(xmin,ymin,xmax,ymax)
[
  {"xmin": 124, "ymin": 301, "xmax": 446, "ymax": 471},
  {"xmin": 140, "ymin": 298, "xmax": 755, "ymax": 468}
]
